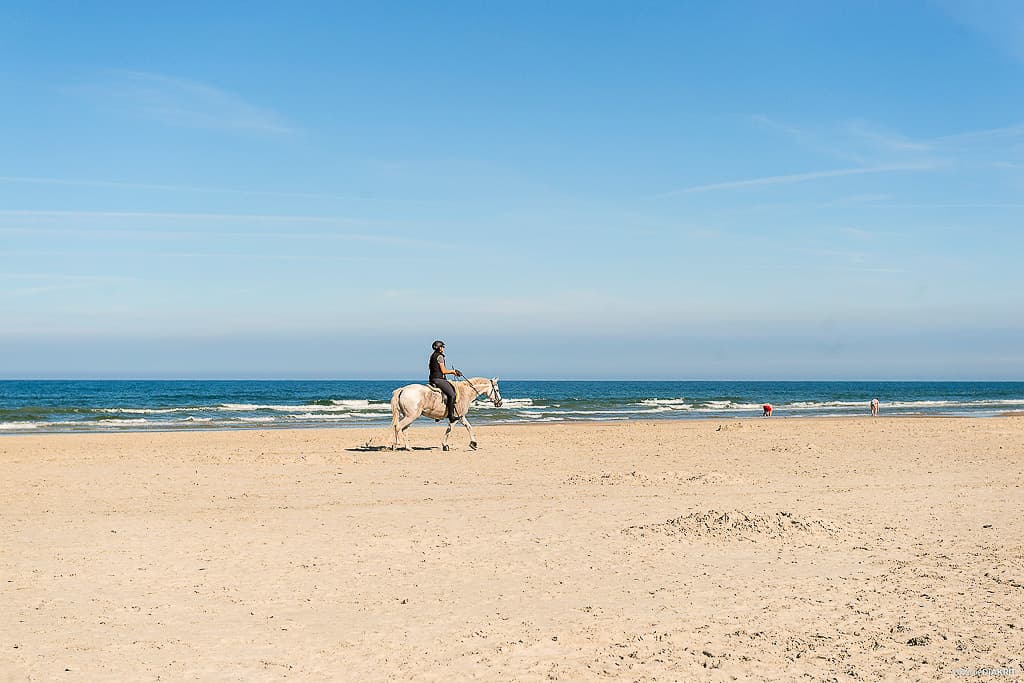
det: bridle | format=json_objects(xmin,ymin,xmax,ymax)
[{"xmin": 459, "ymin": 376, "xmax": 503, "ymax": 407}]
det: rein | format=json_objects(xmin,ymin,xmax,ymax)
[{"xmin": 457, "ymin": 375, "xmax": 500, "ymax": 405}]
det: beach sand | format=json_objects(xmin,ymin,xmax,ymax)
[{"xmin": 2, "ymin": 417, "xmax": 1022, "ymax": 681}]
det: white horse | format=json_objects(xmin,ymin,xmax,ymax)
[{"xmin": 390, "ymin": 377, "xmax": 502, "ymax": 451}]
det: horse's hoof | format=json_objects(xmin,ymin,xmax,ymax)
[
  {"xmin": 442, "ymin": 444, "xmax": 450, "ymax": 452},
  {"xmin": 469, "ymin": 441, "xmax": 478, "ymax": 450}
]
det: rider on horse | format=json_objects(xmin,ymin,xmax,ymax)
[{"xmin": 428, "ymin": 340, "xmax": 462, "ymax": 421}]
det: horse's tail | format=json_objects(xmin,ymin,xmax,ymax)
[
  {"xmin": 390, "ymin": 388, "xmax": 403, "ymax": 427},
  {"xmin": 388, "ymin": 388, "xmax": 404, "ymax": 449}
]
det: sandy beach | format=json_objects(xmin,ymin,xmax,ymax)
[{"xmin": 2, "ymin": 417, "xmax": 1022, "ymax": 681}]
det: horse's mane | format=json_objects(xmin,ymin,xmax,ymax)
[{"xmin": 455, "ymin": 377, "xmax": 492, "ymax": 397}]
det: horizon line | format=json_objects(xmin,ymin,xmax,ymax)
[{"xmin": 1, "ymin": 377, "xmax": 1019, "ymax": 383}]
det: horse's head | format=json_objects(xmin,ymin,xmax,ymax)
[{"xmin": 489, "ymin": 377, "xmax": 503, "ymax": 407}]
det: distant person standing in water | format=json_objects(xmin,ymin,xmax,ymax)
[
  {"xmin": 870, "ymin": 398, "xmax": 879, "ymax": 416},
  {"xmin": 428, "ymin": 340, "xmax": 462, "ymax": 422},
  {"xmin": 762, "ymin": 403, "xmax": 773, "ymax": 417}
]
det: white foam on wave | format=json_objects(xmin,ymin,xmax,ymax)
[
  {"xmin": 0, "ymin": 422, "xmax": 39, "ymax": 430},
  {"xmin": 327, "ymin": 399, "xmax": 394, "ymax": 410},
  {"xmin": 359, "ymin": 403, "xmax": 397, "ymax": 412},
  {"xmin": 786, "ymin": 401, "xmax": 867, "ymax": 410},
  {"xmin": 521, "ymin": 408, "xmax": 641, "ymax": 417},
  {"xmin": 326, "ymin": 399, "xmax": 392, "ymax": 411},
  {"xmin": 687, "ymin": 402, "xmax": 762, "ymax": 412},
  {"xmin": 885, "ymin": 399, "xmax": 1024, "ymax": 409},
  {"xmin": 218, "ymin": 402, "xmax": 391, "ymax": 413},
  {"xmin": 639, "ymin": 398, "xmax": 777, "ymax": 412},
  {"xmin": 497, "ymin": 397, "xmax": 534, "ymax": 407},
  {"xmin": 94, "ymin": 418, "xmax": 150, "ymax": 426},
  {"xmin": 785, "ymin": 398, "xmax": 1023, "ymax": 410},
  {"xmin": 284, "ymin": 412, "xmax": 384, "ymax": 421},
  {"xmin": 702, "ymin": 400, "xmax": 741, "ymax": 409},
  {"xmin": 554, "ymin": 416, "xmax": 626, "ymax": 422},
  {"xmin": 639, "ymin": 398, "xmax": 692, "ymax": 407},
  {"xmin": 469, "ymin": 397, "xmax": 533, "ymax": 410},
  {"xmin": 599, "ymin": 405, "xmax": 681, "ymax": 414},
  {"xmin": 97, "ymin": 402, "xmax": 390, "ymax": 414},
  {"xmin": 98, "ymin": 407, "xmax": 195, "ymax": 414}
]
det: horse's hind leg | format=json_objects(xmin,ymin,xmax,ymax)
[
  {"xmin": 391, "ymin": 411, "xmax": 403, "ymax": 450},
  {"xmin": 395, "ymin": 414, "xmax": 417, "ymax": 450},
  {"xmin": 459, "ymin": 417, "xmax": 478, "ymax": 450}
]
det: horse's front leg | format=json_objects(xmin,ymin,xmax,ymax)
[
  {"xmin": 442, "ymin": 421, "xmax": 454, "ymax": 451},
  {"xmin": 459, "ymin": 417, "xmax": 478, "ymax": 450}
]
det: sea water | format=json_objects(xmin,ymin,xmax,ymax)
[{"xmin": 2, "ymin": 380, "xmax": 1023, "ymax": 433}]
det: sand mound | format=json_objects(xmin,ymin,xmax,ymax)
[
  {"xmin": 565, "ymin": 470, "xmax": 731, "ymax": 486},
  {"xmin": 360, "ymin": 427, "xmax": 397, "ymax": 449},
  {"xmin": 624, "ymin": 509, "xmax": 840, "ymax": 541}
]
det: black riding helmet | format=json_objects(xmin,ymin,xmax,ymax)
[{"xmin": 432, "ymin": 340, "xmax": 445, "ymax": 351}]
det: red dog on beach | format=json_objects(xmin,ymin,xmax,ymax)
[{"xmin": 762, "ymin": 403, "xmax": 773, "ymax": 417}]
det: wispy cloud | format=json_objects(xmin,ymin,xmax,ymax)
[
  {"xmin": 831, "ymin": 265, "xmax": 911, "ymax": 274},
  {"xmin": 72, "ymin": 70, "xmax": 298, "ymax": 135},
  {"xmin": 683, "ymin": 113, "xmax": 1024, "ymax": 200},
  {"xmin": 0, "ymin": 225, "xmax": 431, "ymax": 249},
  {"xmin": 0, "ymin": 247, "xmax": 427, "ymax": 264},
  {"xmin": 789, "ymin": 247, "xmax": 909, "ymax": 274},
  {"xmin": 0, "ymin": 175, "xmax": 346, "ymax": 200},
  {"xmin": 0, "ymin": 283, "xmax": 92, "ymax": 298},
  {"xmin": 0, "ymin": 273, "xmax": 138, "ymax": 283},
  {"xmin": 659, "ymin": 163, "xmax": 938, "ymax": 196},
  {"xmin": 749, "ymin": 115, "xmax": 867, "ymax": 163},
  {"xmin": 836, "ymin": 226, "xmax": 876, "ymax": 240},
  {"xmin": 845, "ymin": 121, "xmax": 932, "ymax": 153},
  {"xmin": 0, "ymin": 273, "xmax": 140, "ymax": 298},
  {"xmin": 0, "ymin": 210, "xmax": 435, "ymax": 248},
  {"xmin": 756, "ymin": 114, "xmax": 1024, "ymax": 166},
  {"xmin": 939, "ymin": 0, "xmax": 1024, "ymax": 63},
  {"xmin": 0, "ymin": 175, "xmax": 450, "ymax": 205},
  {"xmin": 752, "ymin": 115, "xmax": 939, "ymax": 161},
  {"xmin": 0, "ymin": 209, "xmax": 365, "ymax": 223},
  {"xmin": 933, "ymin": 122, "xmax": 1024, "ymax": 146},
  {"xmin": 830, "ymin": 193, "xmax": 895, "ymax": 205}
]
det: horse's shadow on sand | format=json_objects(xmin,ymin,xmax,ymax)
[{"xmin": 346, "ymin": 445, "xmax": 438, "ymax": 452}]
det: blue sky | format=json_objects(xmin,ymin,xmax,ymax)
[{"xmin": 2, "ymin": 1, "xmax": 1023, "ymax": 379}]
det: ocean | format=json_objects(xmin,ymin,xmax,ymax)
[{"xmin": 1, "ymin": 380, "xmax": 1023, "ymax": 434}]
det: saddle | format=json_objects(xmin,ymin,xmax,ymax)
[
  {"xmin": 427, "ymin": 382, "xmax": 459, "ymax": 421},
  {"xmin": 427, "ymin": 379, "xmax": 466, "ymax": 394}
]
